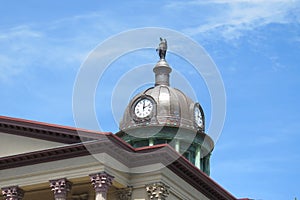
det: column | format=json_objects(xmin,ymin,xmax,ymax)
[
  {"xmin": 149, "ymin": 138, "xmax": 154, "ymax": 146},
  {"xmin": 89, "ymin": 172, "xmax": 114, "ymax": 200},
  {"xmin": 203, "ymin": 153, "xmax": 211, "ymax": 176},
  {"xmin": 195, "ymin": 144, "xmax": 201, "ymax": 169},
  {"xmin": 116, "ymin": 186, "xmax": 132, "ymax": 200},
  {"xmin": 200, "ymin": 157, "xmax": 204, "ymax": 171},
  {"xmin": 175, "ymin": 139, "xmax": 180, "ymax": 153},
  {"xmin": 146, "ymin": 182, "xmax": 170, "ymax": 200},
  {"xmin": 1, "ymin": 186, "xmax": 24, "ymax": 200},
  {"xmin": 49, "ymin": 178, "xmax": 72, "ymax": 200}
]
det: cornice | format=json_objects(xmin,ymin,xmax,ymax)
[
  {"xmin": 168, "ymin": 156, "xmax": 236, "ymax": 200},
  {"xmin": 0, "ymin": 116, "xmax": 236, "ymax": 200},
  {"xmin": 0, "ymin": 116, "xmax": 108, "ymax": 144}
]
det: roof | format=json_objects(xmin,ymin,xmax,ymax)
[
  {"xmin": 0, "ymin": 115, "xmax": 237, "ymax": 200},
  {"xmin": 0, "ymin": 115, "xmax": 108, "ymax": 143}
]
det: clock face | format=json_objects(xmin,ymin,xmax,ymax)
[
  {"xmin": 134, "ymin": 98, "xmax": 153, "ymax": 118},
  {"xmin": 194, "ymin": 106, "xmax": 203, "ymax": 128}
]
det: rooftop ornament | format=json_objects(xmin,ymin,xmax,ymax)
[{"xmin": 156, "ymin": 37, "xmax": 167, "ymax": 60}]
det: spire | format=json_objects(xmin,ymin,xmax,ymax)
[{"xmin": 153, "ymin": 38, "xmax": 172, "ymax": 86}]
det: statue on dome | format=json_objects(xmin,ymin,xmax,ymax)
[{"xmin": 156, "ymin": 37, "xmax": 167, "ymax": 60}]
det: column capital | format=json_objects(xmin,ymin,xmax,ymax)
[
  {"xmin": 116, "ymin": 187, "xmax": 132, "ymax": 200},
  {"xmin": 146, "ymin": 182, "xmax": 170, "ymax": 200},
  {"xmin": 89, "ymin": 172, "xmax": 114, "ymax": 194},
  {"xmin": 1, "ymin": 186, "xmax": 24, "ymax": 200},
  {"xmin": 49, "ymin": 178, "xmax": 72, "ymax": 199}
]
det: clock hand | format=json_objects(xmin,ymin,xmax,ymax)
[{"xmin": 145, "ymin": 105, "xmax": 152, "ymax": 109}]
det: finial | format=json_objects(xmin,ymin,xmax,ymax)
[{"xmin": 156, "ymin": 37, "xmax": 167, "ymax": 60}]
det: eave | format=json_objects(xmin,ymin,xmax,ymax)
[
  {"xmin": 0, "ymin": 116, "xmax": 107, "ymax": 143},
  {"xmin": 0, "ymin": 116, "xmax": 237, "ymax": 200}
]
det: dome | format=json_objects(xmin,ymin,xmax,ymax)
[
  {"xmin": 119, "ymin": 59, "xmax": 205, "ymax": 133},
  {"xmin": 119, "ymin": 85, "xmax": 204, "ymax": 132},
  {"xmin": 116, "ymin": 38, "xmax": 213, "ymax": 176}
]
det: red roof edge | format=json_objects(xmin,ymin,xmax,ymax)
[
  {"xmin": 0, "ymin": 115, "xmax": 113, "ymax": 143},
  {"xmin": 0, "ymin": 115, "xmax": 110, "ymax": 135}
]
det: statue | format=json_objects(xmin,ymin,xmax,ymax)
[{"xmin": 156, "ymin": 37, "xmax": 167, "ymax": 60}]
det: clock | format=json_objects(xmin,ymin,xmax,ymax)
[
  {"xmin": 194, "ymin": 105, "xmax": 203, "ymax": 128},
  {"xmin": 134, "ymin": 98, "xmax": 153, "ymax": 118}
]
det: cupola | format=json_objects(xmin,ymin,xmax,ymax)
[{"xmin": 116, "ymin": 38, "xmax": 214, "ymax": 175}]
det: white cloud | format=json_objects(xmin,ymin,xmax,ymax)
[
  {"xmin": 0, "ymin": 25, "xmax": 42, "ymax": 40},
  {"xmin": 1, "ymin": 1, "xmax": 298, "ymax": 82},
  {"xmin": 179, "ymin": 0, "xmax": 300, "ymax": 40},
  {"xmin": 0, "ymin": 26, "xmax": 43, "ymax": 82},
  {"xmin": 0, "ymin": 13, "xmax": 118, "ymax": 83}
]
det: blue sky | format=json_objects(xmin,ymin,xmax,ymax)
[{"xmin": 1, "ymin": 0, "xmax": 300, "ymax": 199}]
